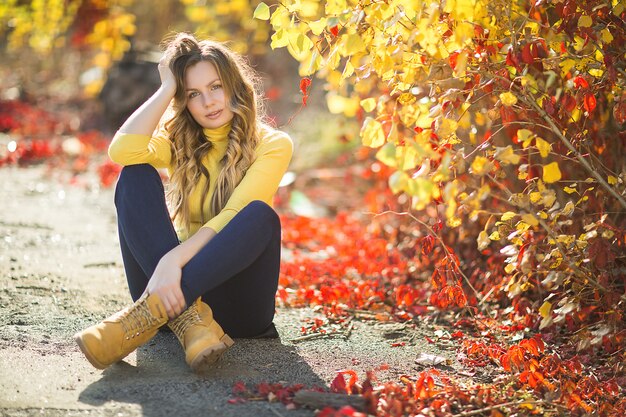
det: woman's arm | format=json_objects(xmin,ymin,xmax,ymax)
[
  {"xmin": 108, "ymin": 56, "xmax": 177, "ymax": 167},
  {"xmin": 144, "ymin": 228, "xmax": 216, "ymax": 319},
  {"xmin": 119, "ymin": 56, "xmax": 177, "ymax": 135}
]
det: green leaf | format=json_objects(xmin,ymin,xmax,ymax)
[{"xmin": 253, "ymin": 2, "xmax": 270, "ymax": 20}]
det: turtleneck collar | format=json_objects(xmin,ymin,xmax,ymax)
[{"xmin": 203, "ymin": 120, "xmax": 232, "ymax": 142}]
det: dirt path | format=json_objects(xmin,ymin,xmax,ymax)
[{"xmin": 0, "ymin": 165, "xmax": 447, "ymax": 417}]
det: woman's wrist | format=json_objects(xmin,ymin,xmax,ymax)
[{"xmin": 158, "ymin": 82, "xmax": 176, "ymax": 98}]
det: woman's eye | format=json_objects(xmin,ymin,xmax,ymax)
[
  {"xmin": 212, "ymin": 84, "xmax": 222, "ymax": 90},
  {"xmin": 188, "ymin": 91, "xmax": 199, "ymax": 98}
]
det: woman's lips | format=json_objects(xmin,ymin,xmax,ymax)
[{"xmin": 205, "ymin": 110, "xmax": 222, "ymax": 119}]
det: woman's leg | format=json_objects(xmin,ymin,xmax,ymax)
[
  {"xmin": 114, "ymin": 164, "xmax": 282, "ymax": 337},
  {"xmin": 180, "ymin": 200, "xmax": 282, "ymax": 337},
  {"xmin": 118, "ymin": 227, "xmax": 149, "ymax": 301},
  {"xmin": 114, "ymin": 164, "xmax": 180, "ymax": 299}
]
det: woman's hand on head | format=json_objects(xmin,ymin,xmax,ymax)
[
  {"xmin": 143, "ymin": 254, "xmax": 186, "ymax": 319},
  {"xmin": 158, "ymin": 55, "xmax": 177, "ymax": 96}
]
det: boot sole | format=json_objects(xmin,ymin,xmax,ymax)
[
  {"xmin": 74, "ymin": 333, "xmax": 108, "ymax": 370},
  {"xmin": 190, "ymin": 334, "xmax": 234, "ymax": 373}
]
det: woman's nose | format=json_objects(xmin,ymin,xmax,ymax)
[{"xmin": 202, "ymin": 93, "xmax": 214, "ymax": 107}]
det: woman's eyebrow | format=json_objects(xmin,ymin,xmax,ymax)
[{"xmin": 185, "ymin": 79, "xmax": 220, "ymax": 91}]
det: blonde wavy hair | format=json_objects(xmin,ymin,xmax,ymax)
[{"xmin": 161, "ymin": 33, "xmax": 266, "ymax": 231}]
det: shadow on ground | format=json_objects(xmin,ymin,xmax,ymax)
[{"xmin": 78, "ymin": 331, "xmax": 322, "ymax": 416}]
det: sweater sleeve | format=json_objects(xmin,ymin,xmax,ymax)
[
  {"xmin": 108, "ymin": 129, "xmax": 172, "ymax": 168},
  {"xmin": 201, "ymin": 131, "xmax": 294, "ymax": 234}
]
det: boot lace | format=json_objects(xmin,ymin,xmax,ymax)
[
  {"xmin": 168, "ymin": 303, "xmax": 202, "ymax": 344},
  {"xmin": 118, "ymin": 298, "xmax": 161, "ymax": 340}
]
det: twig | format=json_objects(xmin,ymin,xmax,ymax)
[
  {"xmin": 83, "ymin": 261, "xmax": 118, "ymax": 268},
  {"xmin": 452, "ymin": 400, "xmax": 566, "ymax": 417},
  {"xmin": 366, "ymin": 209, "xmax": 482, "ymax": 306},
  {"xmin": 523, "ymin": 94, "xmax": 626, "ymax": 211},
  {"xmin": 290, "ymin": 333, "xmax": 325, "ymax": 343}
]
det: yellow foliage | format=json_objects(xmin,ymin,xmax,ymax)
[
  {"xmin": 327, "ymin": 93, "xmax": 359, "ymax": 117},
  {"xmin": 542, "ymin": 162, "xmax": 562, "ymax": 183},
  {"xmin": 535, "ymin": 137, "xmax": 551, "ymax": 158},
  {"xmin": 578, "ymin": 15, "xmax": 592, "ymax": 28},
  {"xmin": 500, "ymin": 91, "xmax": 518, "ymax": 107},
  {"xmin": 470, "ymin": 156, "xmax": 492, "ymax": 176},
  {"xmin": 361, "ymin": 117, "xmax": 386, "ymax": 148},
  {"xmin": 253, "ymin": 2, "xmax": 270, "ymax": 20}
]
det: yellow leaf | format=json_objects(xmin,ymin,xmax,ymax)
[
  {"xmin": 489, "ymin": 231, "xmax": 501, "ymax": 240},
  {"xmin": 361, "ymin": 117, "xmax": 385, "ymax": 148},
  {"xmin": 563, "ymin": 185, "xmax": 577, "ymax": 194},
  {"xmin": 360, "ymin": 98, "xmax": 377, "ymax": 112},
  {"xmin": 470, "ymin": 156, "xmax": 492, "ymax": 176},
  {"xmin": 608, "ymin": 175, "xmax": 618, "ymax": 185},
  {"xmin": 500, "ymin": 91, "xmax": 517, "ymax": 107},
  {"xmin": 477, "ymin": 231, "xmax": 490, "ymax": 251},
  {"xmin": 562, "ymin": 201, "xmax": 575, "ymax": 216},
  {"xmin": 344, "ymin": 33, "xmax": 366, "ymax": 55},
  {"xmin": 376, "ymin": 142, "xmax": 396, "ymax": 167},
  {"xmin": 327, "ymin": 93, "xmax": 358, "ymax": 116},
  {"xmin": 447, "ymin": 216, "xmax": 462, "ymax": 228},
  {"xmin": 501, "ymin": 212, "xmax": 516, "ymax": 221},
  {"xmin": 559, "ymin": 59, "xmax": 576, "ymax": 77},
  {"xmin": 517, "ymin": 129, "xmax": 535, "ymax": 148},
  {"xmin": 543, "ymin": 162, "xmax": 562, "ymax": 183},
  {"xmin": 400, "ymin": 144, "xmax": 420, "ymax": 170},
  {"xmin": 601, "ymin": 28, "xmax": 614, "ymax": 44},
  {"xmin": 504, "ymin": 263, "xmax": 516, "ymax": 274},
  {"xmin": 535, "ymin": 137, "xmax": 551, "ymax": 158},
  {"xmin": 408, "ymin": 178, "xmax": 434, "ymax": 209},
  {"xmin": 436, "ymin": 117, "xmax": 458, "ymax": 138},
  {"xmin": 308, "ymin": 18, "xmax": 327, "ymax": 35},
  {"xmin": 341, "ymin": 60, "xmax": 354, "ymax": 81},
  {"xmin": 578, "ymin": 15, "xmax": 592, "ymax": 28},
  {"xmin": 521, "ymin": 213, "xmax": 539, "ymax": 227},
  {"xmin": 288, "ymin": 32, "xmax": 313, "ymax": 60},
  {"xmin": 495, "ymin": 145, "xmax": 521, "ymax": 165},
  {"xmin": 539, "ymin": 301, "xmax": 552, "ymax": 318},
  {"xmin": 326, "ymin": 0, "xmax": 347, "ymax": 15},
  {"xmin": 588, "ymin": 69, "xmax": 604, "ymax": 78},
  {"xmin": 389, "ymin": 171, "xmax": 409, "ymax": 194},
  {"xmin": 270, "ymin": 29, "xmax": 288, "ymax": 49},
  {"xmin": 530, "ymin": 192, "xmax": 542, "ymax": 204},
  {"xmin": 253, "ymin": 2, "xmax": 270, "ymax": 20}
]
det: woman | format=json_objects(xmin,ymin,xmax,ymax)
[{"xmin": 74, "ymin": 33, "xmax": 293, "ymax": 373}]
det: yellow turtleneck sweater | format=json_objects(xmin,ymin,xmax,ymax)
[{"xmin": 108, "ymin": 121, "xmax": 293, "ymax": 241}]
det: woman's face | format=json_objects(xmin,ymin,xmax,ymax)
[{"xmin": 184, "ymin": 60, "xmax": 234, "ymax": 129}]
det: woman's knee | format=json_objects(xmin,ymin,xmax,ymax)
[
  {"xmin": 114, "ymin": 164, "xmax": 161, "ymax": 205},
  {"xmin": 118, "ymin": 164, "xmax": 159, "ymax": 183},
  {"xmin": 243, "ymin": 200, "xmax": 280, "ymax": 229}
]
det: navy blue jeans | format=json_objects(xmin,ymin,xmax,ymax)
[{"xmin": 114, "ymin": 164, "xmax": 281, "ymax": 338}]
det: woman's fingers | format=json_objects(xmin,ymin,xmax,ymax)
[{"xmin": 165, "ymin": 288, "xmax": 186, "ymax": 319}]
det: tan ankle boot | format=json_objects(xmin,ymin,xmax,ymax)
[
  {"xmin": 167, "ymin": 298, "xmax": 234, "ymax": 373},
  {"xmin": 74, "ymin": 293, "xmax": 169, "ymax": 369}
]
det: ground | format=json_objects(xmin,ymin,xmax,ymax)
[{"xmin": 0, "ymin": 164, "xmax": 457, "ymax": 417}]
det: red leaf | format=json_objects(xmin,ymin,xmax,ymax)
[
  {"xmin": 421, "ymin": 235, "xmax": 435, "ymax": 255},
  {"xmin": 521, "ymin": 43, "xmax": 534, "ymax": 64},
  {"xmin": 573, "ymin": 76, "xmax": 589, "ymax": 89},
  {"xmin": 330, "ymin": 373, "xmax": 347, "ymax": 394},
  {"xmin": 300, "ymin": 77, "xmax": 312, "ymax": 106},
  {"xmin": 330, "ymin": 25, "xmax": 339, "ymax": 37},
  {"xmin": 584, "ymin": 93, "xmax": 597, "ymax": 113}
]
